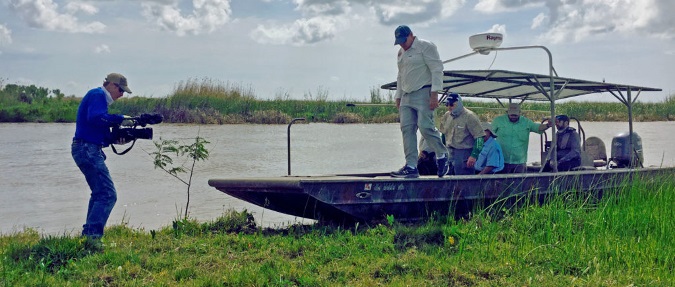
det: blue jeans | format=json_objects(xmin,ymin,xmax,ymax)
[
  {"xmin": 71, "ymin": 140, "xmax": 117, "ymax": 239},
  {"xmin": 399, "ymin": 87, "xmax": 447, "ymax": 167}
]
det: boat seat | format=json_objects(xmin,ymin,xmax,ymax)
[{"xmin": 583, "ymin": 136, "xmax": 608, "ymax": 167}]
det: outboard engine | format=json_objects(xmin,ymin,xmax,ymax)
[{"xmin": 610, "ymin": 132, "xmax": 643, "ymax": 168}]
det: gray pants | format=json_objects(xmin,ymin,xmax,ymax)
[
  {"xmin": 399, "ymin": 87, "xmax": 447, "ymax": 167},
  {"xmin": 450, "ymin": 148, "xmax": 474, "ymax": 175}
]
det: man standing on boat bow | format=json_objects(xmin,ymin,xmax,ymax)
[{"xmin": 391, "ymin": 25, "xmax": 449, "ymax": 179}]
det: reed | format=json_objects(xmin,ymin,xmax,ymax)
[{"xmin": 2, "ymin": 80, "xmax": 674, "ymax": 124}]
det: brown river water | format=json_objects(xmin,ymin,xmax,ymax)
[{"xmin": 1, "ymin": 122, "xmax": 673, "ymax": 235}]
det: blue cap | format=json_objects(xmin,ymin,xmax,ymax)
[
  {"xmin": 394, "ymin": 25, "xmax": 412, "ymax": 45},
  {"xmin": 444, "ymin": 93, "xmax": 460, "ymax": 106}
]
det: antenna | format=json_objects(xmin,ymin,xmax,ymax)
[{"xmin": 469, "ymin": 33, "xmax": 503, "ymax": 55}]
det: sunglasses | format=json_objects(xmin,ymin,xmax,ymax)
[{"xmin": 114, "ymin": 84, "xmax": 125, "ymax": 94}]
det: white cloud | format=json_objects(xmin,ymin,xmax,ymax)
[
  {"xmin": 94, "ymin": 44, "xmax": 110, "ymax": 54},
  {"xmin": 371, "ymin": 0, "xmax": 454, "ymax": 25},
  {"xmin": 64, "ymin": 2, "xmax": 98, "ymax": 15},
  {"xmin": 474, "ymin": 0, "xmax": 542, "ymax": 14},
  {"xmin": 293, "ymin": 0, "xmax": 351, "ymax": 16},
  {"xmin": 531, "ymin": 12, "xmax": 545, "ymax": 29},
  {"xmin": 252, "ymin": 0, "xmax": 466, "ymax": 46},
  {"xmin": 486, "ymin": 24, "xmax": 506, "ymax": 35},
  {"xmin": 0, "ymin": 25, "xmax": 12, "ymax": 46},
  {"xmin": 141, "ymin": 0, "xmax": 232, "ymax": 36},
  {"xmin": 474, "ymin": 0, "xmax": 675, "ymax": 43},
  {"xmin": 251, "ymin": 16, "xmax": 342, "ymax": 45},
  {"xmin": 9, "ymin": 0, "xmax": 105, "ymax": 33}
]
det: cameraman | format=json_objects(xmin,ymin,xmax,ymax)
[{"xmin": 71, "ymin": 73, "xmax": 132, "ymax": 240}]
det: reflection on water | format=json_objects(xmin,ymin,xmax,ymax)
[{"xmin": 1, "ymin": 122, "xmax": 673, "ymax": 235}]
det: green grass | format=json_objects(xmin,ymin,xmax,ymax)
[
  {"xmin": 2, "ymin": 78, "xmax": 674, "ymax": 124},
  {"xmin": 2, "ymin": 175, "xmax": 674, "ymax": 286}
]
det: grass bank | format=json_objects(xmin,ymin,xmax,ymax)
[
  {"xmin": 1, "ymin": 78, "xmax": 674, "ymax": 124},
  {"xmin": 2, "ymin": 174, "xmax": 673, "ymax": 286}
]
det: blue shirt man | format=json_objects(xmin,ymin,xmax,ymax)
[
  {"xmin": 475, "ymin": 122, "xmax": 504, "ymax": 174},
  {"xmin": 71, "ymin": 73, "xmax": 131, "ymax": 240}
]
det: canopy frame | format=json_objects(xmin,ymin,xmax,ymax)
[{"xmin": 381, "ymin": 45, "xmax": 661, "ymax": 171}]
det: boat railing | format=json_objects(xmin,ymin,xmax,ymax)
[{"xmin": 287, "ymin": 118, "xmax": 306, "ymax": 176}]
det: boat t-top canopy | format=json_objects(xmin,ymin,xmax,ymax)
[
  {"xmin": 381, "ymin": 43, "xmax": 663, "ymax": 172},
  {"xmin": 380, "ymin": 69, "xmax": 661, "ymax": 103}
]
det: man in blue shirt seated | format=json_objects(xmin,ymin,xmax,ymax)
[
  {"xmin": 475, "ymin": 122, "xmax": 504, "ymax": 174},
  {"xmin": 71, "ymin": 73, "xmax": 132, "ymax": 240}
]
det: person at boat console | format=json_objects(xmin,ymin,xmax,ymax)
[
  {"xmin": 390, "ymin": 25, "xmax": 449, "ymax": 178},
  {"xmin": 71, "ymin": 73, "xmax": 132, "ymax": 240},
  {"xmin": 492, "ymin": 103, "xmax": 551, "ymax": 173},
  {"xmin": 474, "ymin": 122, "xmax": 504, "ymax": 174},
  {"xmin": 439, "ymin": 93, "xmax": 485, "ymax": 175},
  {"xmin": 544, "ymin": 115, "xmax": 581, "ymax": 171}
]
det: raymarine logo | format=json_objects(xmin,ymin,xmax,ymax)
[{"xmin": 486, "ymin": 35, "xmax": 503, "ymax": 41}]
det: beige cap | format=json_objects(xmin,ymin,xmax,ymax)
[
  {"xmin": 105, "ymin": 73, "xmax": 132, "ymax": 94},
  {"xmin": 507, "ymin": 103, "xmax": 520, "ymax": 115},
  {"xmin": 482, "ymin": 122, "xmax": 496, "ymax": 137}
]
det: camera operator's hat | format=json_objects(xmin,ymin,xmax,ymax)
[{"xmin": 105, "ymin": 73, "xmax": 132, "ymax": 94}]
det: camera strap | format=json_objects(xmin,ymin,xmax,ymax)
[{"xmin": 111, "ymin": 140, "xmax": 137, "ymax": 155}]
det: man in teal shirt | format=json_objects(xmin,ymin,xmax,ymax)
[{"xmin": 492, "ymin": 103, "xmax": 551, "ymax": 173}]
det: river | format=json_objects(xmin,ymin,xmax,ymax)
[{"xmin": 1, "ymin": 122, "xmax": 673, "ymax": 235}]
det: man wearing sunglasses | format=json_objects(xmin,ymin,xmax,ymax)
[
  {"xmin": 71, "ymin": 73, "xmax": 132, "ymax": 240},
  {"xmin": 439, "ymin": 93, "xmax": 484, "ymax": 175}
]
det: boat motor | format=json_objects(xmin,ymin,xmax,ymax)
[{"xmin": 609, "ymin": 132, "xmax": 643, "ymax": 168}]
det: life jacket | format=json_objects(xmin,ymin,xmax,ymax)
[{"xmin": 557, "ymin": 127, "xmax": 576, "ymax": 151}]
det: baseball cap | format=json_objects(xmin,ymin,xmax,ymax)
[
  {"xmin": 394, "ymin": 25, "xmax": 412, "ymax": 45},
  {"xmin": 105, "ymin": 73, "xmax": 132, "ymax": 94},
  {"xmin": 444, "ymin": 93, "xmax": 460, "ymax": 106},
  {"xmin": 555, "ymin": 114, "xmax": 570, "ymax": 122},
  {"xmin": 507, "ymin": 103, "xmax": 520, "ymax": 115}
]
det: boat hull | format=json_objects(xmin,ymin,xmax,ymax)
[{"xmin": 208, "ymin": 167, "xmax": 675, "ymax": 223}]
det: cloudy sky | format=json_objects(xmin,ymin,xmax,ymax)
[{"xmin": 1, "ymin": 0, "xmax": 673, "ymax": 102}]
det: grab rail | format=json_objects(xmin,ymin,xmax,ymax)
[{"xmin": 287, "ymin": 118, "xmax": 306, "ymax": 175}]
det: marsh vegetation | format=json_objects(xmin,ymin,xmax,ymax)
[
  {"xmin": 1, "ymin": 78, "xmax": 674, "ymax": 124},
  {"xmin": 2, "ymin": 174, "xmax": 673, "ymax": 286}
]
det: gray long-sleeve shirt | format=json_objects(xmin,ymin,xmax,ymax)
[{"xmin": 395, "ymin": 37, "xmax": 444, "ymax": 99}]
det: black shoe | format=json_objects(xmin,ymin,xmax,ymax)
[
  {"xmin": 391, "ymin": 166, "xmax": 420, "ymax": 178},
  {"xmin": 437, "ymin": 157, "xmax": 449, "ymax": 177}
]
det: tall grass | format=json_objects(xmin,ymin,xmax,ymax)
[
  {"xmin": 2, "ymin": 79, "xmax": 673, "ymax": 124},
  {"xmin": 2, "ymin": 174, "xmax": 673, "ymax": 286}
]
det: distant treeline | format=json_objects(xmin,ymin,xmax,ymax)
[{"xmin": 1, "ymin": 78, "xmax": 674, "ymax": 124}]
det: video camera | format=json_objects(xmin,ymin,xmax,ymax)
[{"xmin": 111, "ymin": 113, "xmax": 163, "ymax": 155}]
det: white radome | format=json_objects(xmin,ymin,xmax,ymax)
[{"xmin": 469, "ymin": 33, "xmax": 504, "ymax": 54}]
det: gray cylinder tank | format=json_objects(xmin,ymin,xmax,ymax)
[{"xmin": 610, "ymin": 132, "xmax": 643, "ymax": 168}]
